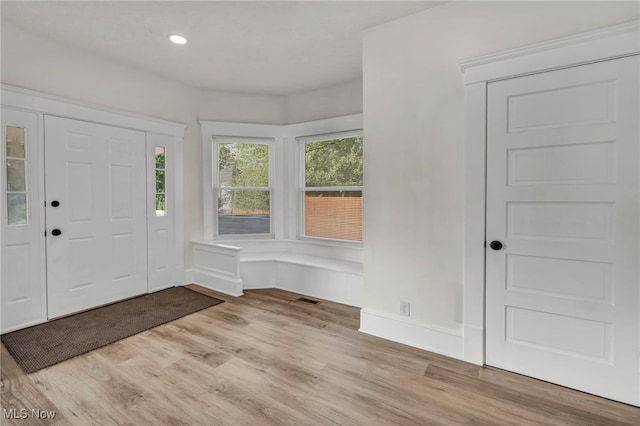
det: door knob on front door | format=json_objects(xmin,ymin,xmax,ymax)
[
  {"xmin": 489, "ymin": 240, "xmax": 503, "ymax": 251},
  {"xmin": 51, "ymin": 229, "xmax": 62, "ymax": 236},
  {"xmin": 51, "ymin": 200, "xmax": 60, "ymax": 207}
]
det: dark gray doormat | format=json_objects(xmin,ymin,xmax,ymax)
[{"xmin": 1, "ymin": 286, "xmax": 223, "ymax": 374}]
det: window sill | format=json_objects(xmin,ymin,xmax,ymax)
[
  {"xmin": 193, "ymin": 237, "xmax": 363, "ymax": 264},
  {"xmin": 213, "ymin": 233, "xmax": 275, "ymax": 240},
  {"xmin": 295, "ymin": 236, "xmax": 363, "ymax": 250}
]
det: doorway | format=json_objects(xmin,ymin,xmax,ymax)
[
  {"xmin": 45, "ymin": 116, "xmax": 148, "ymax": 318},
  {"xmin": 484, "ymin": 56, "xmax": 639, "ymax": 404}
]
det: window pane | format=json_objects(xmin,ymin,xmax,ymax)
[
  {"xmin": 305, "ymin": 136, "xmax": 363, "ymax": 187},
  {"xmin": 6, "ymin": 126, "xmax": 26, "ymax": 158},
  {"xmin": 7, "ymin": 193, "xmax": 27, "ymax": 225},
  {"xmin": 156, "ymin": 170, "xmax": 165, "ymax": 193},
  {"xmin": 155, "ymin": 146, "xmax": 165, "ymax": 168},
  {"xmin": 218, "ymin": 190, "xmax": 270, "ymax": 235},
  {"xmin": 156, "ymin": 194, "xmax": 166, "ymax": 216},
  {"xmin": 305, "ymin": 191, "xmax": 362, "ymax": 241},
  {"xmin": 6, "ymin": 159, "xmax": 26, "ymax": 192},
  {"xmin": 154, "ymin": 146, "xmax": 166, "ymax": 217},
  {"xmin": 219, "ymin": 143, "xmax": 269, "ymax": 187}
]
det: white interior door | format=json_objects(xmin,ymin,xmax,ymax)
[
  {"xmin": 486, "ymin": 56, "xmax": 640, "ymax": 405},
  {"xmin": 45, "ymin": 116, "xmax": 148, "ymax": 318}
]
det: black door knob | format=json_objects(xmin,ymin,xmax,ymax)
[
  {"xmin": 51, "ymin": 200, "xmax": 60, "ymax": 207},
  {"xmin": 490, "ymin": 240, "xmax": 503, "ymax": 251},
  {"xmin": 51, "ymin": 229, "xmax": 62, "ymax": 236}
]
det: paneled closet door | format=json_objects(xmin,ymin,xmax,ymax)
[
  {"xmin": 45, "ymin": 116, "xmax": 148, "ymax": 319},
  {"xmin": 485, "ymin": 56, "xmax": 640, "ymax": 405},
  {"xmin": 1, "ymin": 109, "xmax": 46, "ymax": 333}
]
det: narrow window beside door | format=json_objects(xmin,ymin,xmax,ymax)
[
  {"xmin": 5, "ymin": 125, "xmax": 28, "ymax": 226},
  {"xmin": 155, "ymin": 146, "xmax": 166, "ymax": 216}
]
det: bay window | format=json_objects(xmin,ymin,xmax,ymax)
[{"xmin": 202, "ymin": 115, "xmax": 362, "ymax": 243}]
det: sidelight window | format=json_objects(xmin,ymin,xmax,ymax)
[
  {"xmin": 5, "ymin": 125, "xmax": 28, "ymax": 226},
  {"xmin": 155, "ymin": 146, "xmax": 166, "ymax": 216}
]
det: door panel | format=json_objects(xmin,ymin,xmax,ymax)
[
  {"xmin": 45, "ymin": 116, "xmax": 147, "ymax": 318},
  {"xmin": 147, "ymin": 133, "xmax": 176, "ymax": 292},
  {"xmin": 1, "ymin": 109, "xmax": 46, "ymax": 332},
  {"xmin": 486, "ymin": 56, "xmax": 639, "ymax": 405}
]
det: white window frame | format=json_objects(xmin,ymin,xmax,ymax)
[
  {"xmin": 5, "ymin": 124, "xmax": 30, "ymax": 227},
  {"xmin": 201, "ymin": 121, "xmax": 285, "ymax": 241},
  {"xmin": 297, "ymin": 130, "xmax": 363, "ymax": 244},
  {"xmin": 212, "ymin": 136, "xmax": 275, "ymax": 239},
  {"xmin": 201, "ymin": 114, "xmax": 362, "ymax": 244},
  {"xmin": 153, "ymin": 145, "xmax": 167, "ymax": 217}
]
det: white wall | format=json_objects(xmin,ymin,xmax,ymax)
[
  {"xmin": 362, "ymin": 1, "xmax": 639, "ymax": 336},
  {"xmin": 1, "ymin": 21, "xmax": 200, "ymax": 127},
  {"xmin": 0, "ymin": 20, "xmax": 364, "ymax": 272},
  {"xmin": 286, "ymin": 79, "xmax": 363, "ymax": 124},
  {"xmin": 200, "ymin": 79, "xmax": 363, "ymax": 126},
  {"xmin": 198, "ymin": 90, "xmax": 287, "ymax": 125},
  {"xmin": 1, "ymin": 21, "xmax": 197, "ymax": 274},
  {"xmin": 0, "ymin": 22, "xmax": 285, "ymax": 270}
]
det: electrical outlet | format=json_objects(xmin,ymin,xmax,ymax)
[{"xmin": 400, "ymin": 301, "xmax": 410, "ymax": 316}]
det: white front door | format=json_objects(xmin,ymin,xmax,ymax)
[
  {"xmin": 45, "ymin": 116, "xmax": 148, "ymax": 318},
  {"xmin": 486, "ymin": 56, "xmax": 639, "ymax": 405}
]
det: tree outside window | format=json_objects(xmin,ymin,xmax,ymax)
[
  {"xmin": 303, "ymin": 135, "xmax": 363, "ymax": 242},
  {"xmin": 217, "ymin": 141, "xmax": 271, "ymax": 235}
]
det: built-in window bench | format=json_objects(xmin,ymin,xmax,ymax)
[{"xmin": 191, "ymin": 240, "xmax": 363, "ymax": 307}]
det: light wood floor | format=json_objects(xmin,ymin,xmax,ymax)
[{"xmin": 2, "ymin": 285, "xmax": 639, "ymax": 425}]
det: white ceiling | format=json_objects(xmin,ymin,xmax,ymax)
[{"xmin": 1, "ymin": 1, "xmax": 444, "ymax": 95}]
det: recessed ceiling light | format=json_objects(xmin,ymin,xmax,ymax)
[{"xmin": 168, "ymin": 34, "xmax": 188, "ymax": 45}]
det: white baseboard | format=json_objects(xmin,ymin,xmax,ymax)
[
  {"xmin": 173, "ymin": 265, "xmax": 187, "ymax": 285},
  {"xmin": 242, "ymin": 283, "xmax": 274, "ymax": 290},
  {"xmin": 463, "ymin": 324, "xmax": 484, "ymax": 365},
  {"xmin": 191, "ymin": 270, "xmax": 244, "ymax": 297},
  {"xmin": 149, "ymin": 284, "xmax": 175, "ymax": 293},
  {"xmin": 1, "ymin": 318, "xmax": 47, "ymax": 334},
  {"xmin": 359, "ymin": 308, "xmax": 464, "ymax": 360},
  {"xmin": 183, "ymin": 268, "xmax": 194, "ymax": 285}
]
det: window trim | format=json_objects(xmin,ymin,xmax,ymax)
[
  {"xmin": 297, "ymin": 130, "xmax": 363, "ymax": 244},
  {"xmin": 154, "ymin": 145, "xmax": 167, "ymax": 217},
  {"xmin": 200, "ymin": 114, "xmax": 363, "ymax": 245},
  {"xmin": 212, "ymin": 136, "xmax": 275, "ymax": 239},
  {"xmin": 5, "ymin": 125, "xmax": 29, "ymax": 227}
]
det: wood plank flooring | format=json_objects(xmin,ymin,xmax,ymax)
[{"xmin": 2, "ymin": 285, "xmax": 639, "ymax": 425}]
